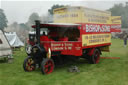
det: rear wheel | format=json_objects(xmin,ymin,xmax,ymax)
[
  {"xmin": 89, "ymin": 49, "xmax": 100, "ymax": 64},
  {"xmin": 41, "ymin": 58, "xmax": 54, "ymax": 74},
  {"xmin": 23, "ymin": 56, "xmax": 36, "ymax": 71},
  {"xmin": 86, "ymin": 49, "xmax": 100, "ymax": 64}
]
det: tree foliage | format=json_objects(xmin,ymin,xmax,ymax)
[
  {"xmin": 19, "ymin": 23, "xmax": 30, "ymax": 31},
  {"xmin": 25, "ymin": 12, "xmax": 40, "ymax": 30},
  {"xmin": 28, "ymin": 12, "xmax": 40, "ymax": 25},
  {"xmin": 108, "ymin": 3, "xmax": 128, "ymax": 28},
  {"xmin": 0, "ymin": 9, "xmax": 8, "ymax": 31}
]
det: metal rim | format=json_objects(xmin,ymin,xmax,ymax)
[
  {"xmin": 44, "ymin": 60, "xmax": 54, "ymax": 74},
  {"xmin": 24, "ymin": 57, "xmax": 35, "ymax": 71},
  {"xmin": 41, "ymin": 59, "xmax": 54, "ymax": 74},
  {"xmin": 94, "ymin": 50, "xmax": 100, "ymax": 64}
]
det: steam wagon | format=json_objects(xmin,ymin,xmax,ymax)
[
  {"xmin": 23, "ymin": 6, "xmax": 115, "ymax": 74},
  {"xmin": 23, "ymin": 20, "xmax": 111, "ymax": 74}
]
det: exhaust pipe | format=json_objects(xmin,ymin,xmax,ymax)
[{"xmin": 35, "ymin": 20, "xmax": 40, "ymax": 45}]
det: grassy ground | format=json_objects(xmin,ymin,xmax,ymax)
[{"xmin": 0, "ymin": 39, "xmax": 128, "ymax": 85}]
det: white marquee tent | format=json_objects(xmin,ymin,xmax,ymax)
[
  {"xmin": 0, "ymin": 30, "xmax": 12, "ymax": 58},
  {"xmin": 5, "ymin": 32, "xmax": 24, "ymax": 47}
]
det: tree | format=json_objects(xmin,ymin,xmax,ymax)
[
  {"xmin": 28, "ymin": 12, "xmax": 40, "ymax": 25},
  {"xmin": 0, "ymin": 9, "xmax": 8, "ymax": 31},
  {"xmin": 26, "ymin": 12, "xmax": 40, "ymax": 30},
  {"xmin": 109, "ymin": 3, "xmax": 124, "ymax": 16},
  {"xmin": 19, "ymin": 23, "xmax": 30, "ymax": 31},
  {"xmin": 108, "ymin": 3, "xmax": 128, "ymax": 28},
  {"xmin": 12, "ymin": 22, "xmax": 18, "ymax": 28}
]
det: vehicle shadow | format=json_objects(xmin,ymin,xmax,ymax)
[
  {"xmin": 54, "ymin": 58, "xmax": 89, "ymax": 70},
  {"xmin": 34, "ymin": 58, "xmax": 89, "ymax": 74}
]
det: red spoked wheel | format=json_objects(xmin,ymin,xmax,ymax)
[
  {"xmin": 94, "ymin": 49, "xmax": 100, "ymax": 64},
  {"xmin": 41, "ymin": 58, "xmax": 54, "ymax": 74},
  {"xmin": 90, "ymin": 49, "xmax": 100, "ymax": 64},
  {"xmin": 23, "ymin": 56, "xmax": 36, "ymax": 71}
]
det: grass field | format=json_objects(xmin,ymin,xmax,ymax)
[{"xmin": 0, "ymin": 39, "xmax": 128, "ymax": 85}]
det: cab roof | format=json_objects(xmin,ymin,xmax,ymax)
[{"xmin": 32, "ymin": 23, "xmax": 81, "ymax": 28}]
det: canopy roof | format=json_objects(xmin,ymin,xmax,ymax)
[{"xmin": 32, "ymin": 23, "xmax": 81, "ymax": 28}]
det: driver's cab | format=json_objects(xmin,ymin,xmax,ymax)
[
  {"xmin": 30, "ymin": 21, "xmax": 82, "ymax": 56},
  {"xmin": 39, "ymin": 24, "xmax": 80, "ymax": 43}
]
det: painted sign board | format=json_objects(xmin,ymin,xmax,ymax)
[
  {"xmin": 53, "ymin": 6, "xmax": 111, "ymax": 24},
  {"xmin": 111, "ymin": 16, "xmax": 121, "ymax": 32},
  {"xmin": 82, "ymin": 33, "xmax": 111, "ymax": 46},
  {"xmin": 81, "ymin": 23, "xmax": 111, "ymax": 47},
  {"xmin": 53, "ymin": 6, "xmax": 121, "ymax": 32}
]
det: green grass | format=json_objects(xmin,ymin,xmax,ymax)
[{"xmin": 0, "ymin": 39, "xmax": 128, "ymax": 85}]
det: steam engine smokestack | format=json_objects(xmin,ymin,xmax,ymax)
[{"xmin": 35, "ymin": 20, "xmax": 40, "ymax": 44}]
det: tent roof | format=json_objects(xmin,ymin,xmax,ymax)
[{"xmin": 5, "ymin": 32, "xmax": 24, "ymax": 47}]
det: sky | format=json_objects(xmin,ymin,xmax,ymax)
[{"xmin": 1, "ymin": 0, "xmax": 128, "ymax": 25}]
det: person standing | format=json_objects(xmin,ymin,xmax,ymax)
[{"xmin": 123, "ymin": 32, "xmax": 128, "ymax": 47}]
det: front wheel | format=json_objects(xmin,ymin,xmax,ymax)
[
  {"xmin": 23, "ymin": 56, "xmax": 36, "ymax": 71},
  {"xmin": 41, "ymin": 58, "xmax": 54, "ymax": 74}
]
